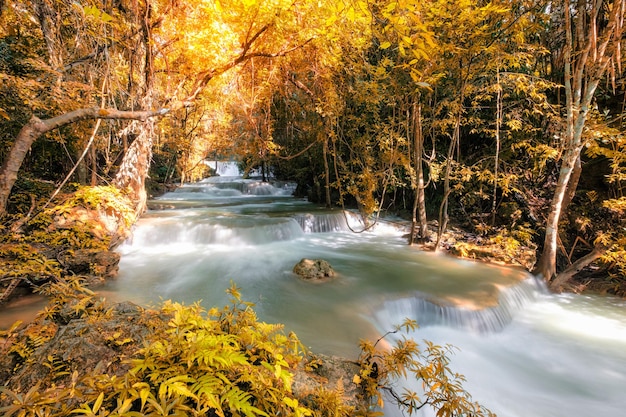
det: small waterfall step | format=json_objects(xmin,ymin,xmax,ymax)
[
  {"xmin": 156, "ymin": 178, "xmax": 296, "ymax": 199},
  {"xmin": 375, "ymin": 277, "xmax": 544, "ymax": 333},
  {"xmin": 121, "ymin": 215, "xmax": 305, "ymax": 248},
  {"xmin": 293, "ymin": 211, "xmax": 364, "ymax": 233}
]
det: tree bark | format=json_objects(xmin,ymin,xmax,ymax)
[
  {"xmin": 32, "ymin": 0, "xmax": 63, "ymax": 75},
  {"xmin": 436, "ymin": 61, "xmax": 467, "ymax": 251},
  {"xmin": 535, "ymin": 146, "xmax": 581, "ymax": 280},
  {"xmin": 113, "ymin": 120, "xmax": 155, "ymax": 216},
  {"xmin": 561, "ymin": 155, "xmax": 582, "ymax": 212},
  {"xmin": 410, "ymin": 99, "xmax": 428, "ymax": 244},
  {"xmin": 536, "ymin": 0, "xmax": 623, "ymax": 282},
  {"xmin": 323, "ymin": 138, "xmax": 332, "ymax": 208},
  {"xmin": 549, "ymin": 246, "xmax": 607, "ymax": 292},
  {"xmin": 0, "ymin": 107, "xmax": 168, "ymax": 216}
]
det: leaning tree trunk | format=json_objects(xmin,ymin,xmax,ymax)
[
  {"xmin": 536, "ymin": 0, "xmax": 624, "ymax": 284},
  {"xmin": 0, "ymin": 108, "xmax": 167, "ymax": 217},
  {"xmin": 0, "ymin": 116, "xmax": 46, "ymax": 215}
]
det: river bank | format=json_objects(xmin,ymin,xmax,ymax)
[
  {"xmin": 1, "ymin": 178, "xmax": 624, "ymax": 416},
  {"xmin": 0, "ymin": 279, "xmax": 368, "ymax": 415}
]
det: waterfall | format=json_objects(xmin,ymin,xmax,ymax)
[
  {"xmin": 157, "ymin": 178, "xmax": 297, "ymax": 200},
  {"xmin": 374, "ymin": 277, "xmax": 546, "ymax": 333},
  {"xmin": 121, "ymin": 216, "xmax": 304, "ymax": 249},
  {"xmin": 106, "ymin": 174, "xmax": 626, "ymax": 417},
  {"xmin": 205, "ymin": 160, "xmax": 241, "ymax": 176},
  {"xmin": 293, "ymin": 211, "xmax": 366, "ymax": 233},
  {"xmin": 294, "ymin": 212, "xmax": 349, "ymax": 233}
]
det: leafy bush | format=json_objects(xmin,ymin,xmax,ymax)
[
  {"xmin": 0, "ymin": 282, "xmax": 355, "ymax": 417},
  {"xmin": 23, "ymin": 185, "xmax": 136, "ymax": 251},
  {"xmin": 1, "ymin": 280, "xmax": 494, "ymax": 417},
  {"xmin": 355, "ymin": 319, "xmax": 495, "ymax": 417}
]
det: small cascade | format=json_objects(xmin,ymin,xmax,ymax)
[
  {"xmin": 122, "ymin": 216, "xmax": 304, "ymax": 249},
  {"xmin": 271, "ymin": 181, "xmax": 298, "ymax": 195},
  {"xmin": 243, "ymin": 182, "xmax": 280, "ymax": 196},
  {"xmin": 293, "ymin": 211, "xmax": 365, "ymax": 233},
  {"xmin": 375, "ymin": 277, "xmax": 544, "ymax": 333},
  {"xmin": 294, "ymin": 212, "xmax": 349, "ymax": 233},
  {"xmin": 162, "ymin": 186, "xmax": 243, "ymax": 199},
  {"xmin": 205, "ymin": 160, "xmax": 241, "ymax": 176},
  {"xmin": 157, "ymin": 179, "xmax": 296, "ymax": 199}
]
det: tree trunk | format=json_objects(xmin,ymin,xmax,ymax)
[
  {"xmin": 90, "ymin": 145, "xmax": 98, "ymax": 186},
  {"xmin": 549, "ymin": 245, "xmax": 607, "ymax": 292},
  {"xmin": 536, "ymin": 0, "xmax": 623, "ymax": 282},
  {"xmin": 77, "ymin": 149, "xmax": 88, "ymax": 185},
  {"xmin": 491, "ymin": 68, "xmax": 502, "ymax": 226},
  {"xmin": 113, "ymin": 120, "xmax": 155, "ymax": 216},
  {"xmin": 535, "ymin": 146, "xmax": 581, "ymax": 279},
  {"xmin": 435, "ymin": 129, "xmax": 456, "ymax": 251},
  {"xmin": 0, "ymin": 116, "xmax": 47, "ymax": 215},
  {"xmin": 561, "ymin": 155, "xmax": 582, "ymax": 212},
  {"xmin": 32, "ymin": 0, "xmax": 63, "ymax": 76},
  {"xmin": 323, "ymin": 138, "xmax": 332, "ymax": 208},
  {"xmin": 0, "ymin": 108, "xmax": 168, "ymax": 216},
  {"xmin": 410, "ymin": 99, "xmax": 428, "ymax": 244},
  {"xmin": 436, "ymin": 66, "xmax": 466, "ymax": 251}
]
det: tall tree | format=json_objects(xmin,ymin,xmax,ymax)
[
  {"xmin": 0, "ymin": 0, "xmax": 343, "ymax": 217},
  {"xmin": 536, "ymin": 0, "xmax": 625, "ymax": 282}
]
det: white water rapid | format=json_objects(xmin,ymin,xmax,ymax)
[{"xmin": 100, "ymin": 175, "xmax": 626, "ymax": 417}]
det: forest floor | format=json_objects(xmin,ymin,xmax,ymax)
[{"xmin": 391, "ymin": 215, "xmax": 624, "ymax": 298}]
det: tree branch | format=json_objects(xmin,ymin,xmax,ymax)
[
  {"xmin": 0, "ymin": 107, "xmax": 169, "ymax": 216},
  {"xmin": 550, "ymin": 245, "xmax": 608, "ymax": 291}
]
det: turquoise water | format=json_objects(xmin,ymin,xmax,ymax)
[{"xmin": 100, "ymin": 176, "xmax": 626, "ymax": 417}]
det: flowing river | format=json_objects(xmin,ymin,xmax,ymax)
[{"xmin": 94, "ymin": 167, "xmax": 626, "ymax": 416}]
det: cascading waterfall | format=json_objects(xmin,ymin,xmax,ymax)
[
  {"xmin": 127, "ymin": 214, "xmax": 305, "ymax": 247},
  {"xmin": 96, "ymin": 173, "xmax": 626, "ymax": 417},
  {"xmin": 375, "ymin": 276, "xmax": 545, "ymax": 333},
  {"xmin": 205, "ymin": 160, "xmax": 241, "ymax": 177},
  {"xmin": 2, "ymin": 173, "xmax": 622, "ymax": 416},
  {"xmin": 294, "ymin": 212, "xmax": 360, "ymax": 233}
]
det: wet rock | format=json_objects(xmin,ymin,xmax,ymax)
[
  {"xmin": 292, "ymin": 353, "xmax": 364, "ymax": 410},
  {"xmin": 293, "ymin": 259, "xmax": 336, "ymax": 281},
  {"xmin": 57, "ymin": 249, "xmax": 120, "ymax": 278},
  {"xmin": 0, "ymin": 301, "xmax": 151, "ymax": 393}
]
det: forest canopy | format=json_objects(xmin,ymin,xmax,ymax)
[{"xmin": 1, "ymin": 0, "xmax": 625, "ymax": 292}]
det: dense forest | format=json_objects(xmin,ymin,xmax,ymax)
[
  {"xmin": 4, "ymin": 0, "xmax": 625, "ymax": 295},
  {"xmin": 1, "ymin": 1, "xmax": 626, "ymax": 416},
  {"xmin": 1, "ymin": 0, "xmax": 626, "ymax": 295}
]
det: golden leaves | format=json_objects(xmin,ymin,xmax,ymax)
[{"xmin": 83, "ymin": 5, "xmax": 114, "ymax": 23}]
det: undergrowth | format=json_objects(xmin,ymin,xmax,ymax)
[
  {"xmin": 0, "ymin": 281, "xmax": 356, "ymax": 416},
  {"xmin": 1, "ymin": 185, "xmax": 134, "ymax": 304},
  {"xmin": 1, "ymin": 279, "xmax": 495, "ymax": 417},
  {"xmin": 356, "ymin": 319, "xmax": 496, "ymax": 417}
]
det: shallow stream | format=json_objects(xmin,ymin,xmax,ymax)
[{"xmin": 7, "ymin": 166, "xmax": 624, "ymax": 416}]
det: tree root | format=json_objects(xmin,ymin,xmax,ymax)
[
  {"xmin": 0, "ymin": 278, "xmax": 21, "ymax": 305},
  {"xmin": 550, "ymin": 246, "xmax": 608, "ymax": 292}
]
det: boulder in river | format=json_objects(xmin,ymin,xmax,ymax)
[{"xmin": 293, "ymin": 258, "xmax": 336, "ymax": 281}]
